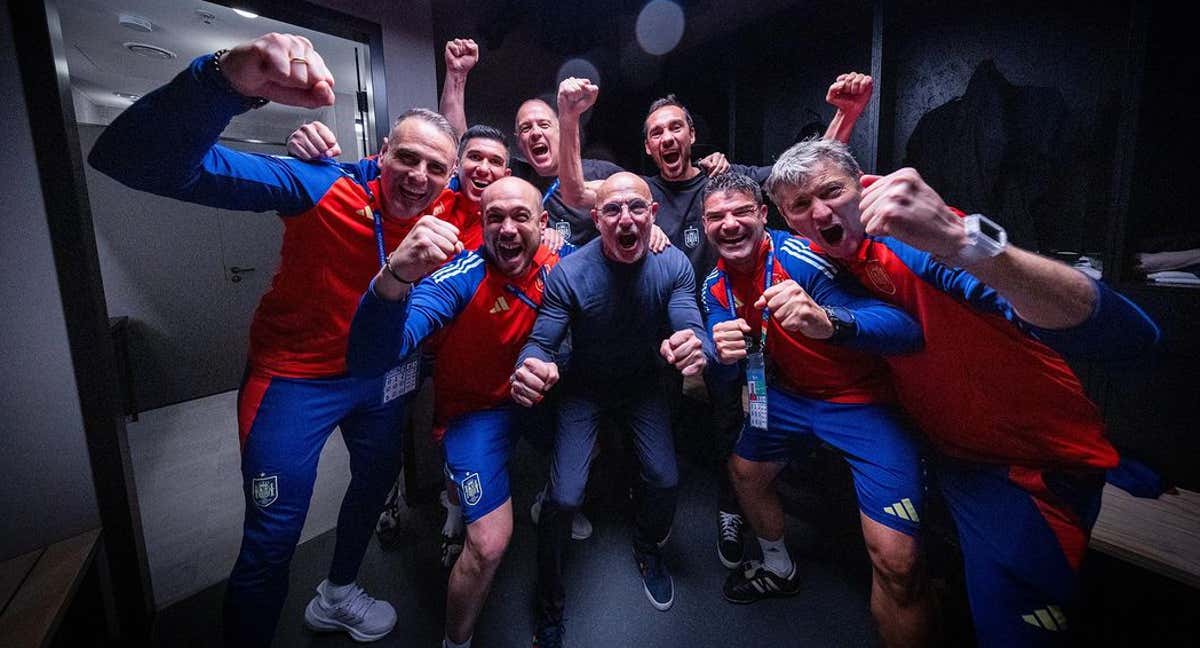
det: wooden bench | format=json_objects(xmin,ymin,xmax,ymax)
[
  {"xmin": 0, "ymin": 528, "xmax": 102, "ymax": 648},
  {"xmin": 1090, "ymin": 485, "xmax": 1200, "ymax": 589}
]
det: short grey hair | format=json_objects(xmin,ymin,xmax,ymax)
[
  {"xmin": 764, "ymin": 138, "xmax": 862, "ymax": 207},
  {"xmin": 392, "ymin": 107, "xmax": 457, "ymax": 145},
  {"xmin": 702, "ymin": 172, "xmax": 763, "ymax": 206}
]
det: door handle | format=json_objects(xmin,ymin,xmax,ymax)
[{"xmin": 229, "ymin": 266, "xmax": 256, "ymax": 283}]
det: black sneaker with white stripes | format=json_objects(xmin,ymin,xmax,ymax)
[
  {"xmin": 717, "ymin": 510, "xmax": 744, "ymax": 568},
  {"xmin": 722, "ymin": 560, "xmax": 801, "ymax": 604}
]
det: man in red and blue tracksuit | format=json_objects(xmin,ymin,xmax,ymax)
[
  {"xmin": 701, "ymin": 172, "xmax": 930, "ymax": 647},
  {"xmin": 87, "ymin": 34, "xmax": 462, "ymax": 646},
  {"xmin": 765, "ymin": 138, "xmax": 1160, "ymax": 647},
  {"xmin": 346, "ymin": 177, "xmax": 569, "ymax": 648}
]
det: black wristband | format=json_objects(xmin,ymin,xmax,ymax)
[
  {"xmin": 210, "ymin": 50, "xmax": 269, "ymax": 110},
  {"xmin": 384, "ymin": 260, "xmax": 414, "ymax": 285}
]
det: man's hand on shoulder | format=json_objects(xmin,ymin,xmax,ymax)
[
  {"xmin": 649, "ymin": 224, "xmax": 672, "ymax": 254},
  {"xmin": 660, "ymin": 329, "xmax": 707, "ymax": 376},
  {"xmin": 219, "ymin": 33, "xmax": 335, "ymax": 108},
  {"xmin": 287, "ymin": 121, "xmax": 341, "ymax": 159},
  {"xmin": 511, "ymin": 358, "xmax": 559, "ymax": 407}
]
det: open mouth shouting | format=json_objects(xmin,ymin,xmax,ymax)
[
  {"xmin": 617, "ymin": 230, "xmax": 639, "ymax": 250},
  {"xmin": 495, "ymin": 238, "xmax": 524, "ymax": 262},
  {"xmin": 528, "ymin": 141, "xmax": 552, "ymax": 164},
  {"xmin": 819, "ymin": 223, "xmax": 845, "ymax": 246}
]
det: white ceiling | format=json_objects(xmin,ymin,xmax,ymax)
[{"xmin": 59, "ymin": 0, "xmax": 371, "ymax": 123}]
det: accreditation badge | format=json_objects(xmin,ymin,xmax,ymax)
[
  {"xmin": 382, "ymin": 355, "xmax": 420, "ymax": 403},
  {"xmin": 746, "ymin": 345, "xmax": 768, "ymax": 430}
]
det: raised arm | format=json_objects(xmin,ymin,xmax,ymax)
[
  {"xmin": 556, "ymin": 77, "xmax": 606, "ymax": 209},
  {"xmin": 88, "ymin": 34, "xmax": 338, "ymax": 214},
  {"xmin": 823, "ymin": 72, "xmax": 872, "ymax": 145},
  {"xmin": 858, "ymin": 169, "xmax": 1160, "ymax": 359},
  {"xmin": 439, "ymin": 38, "xmax": 478, "ymax": 138}
]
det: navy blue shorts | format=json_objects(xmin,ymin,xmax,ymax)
[
  {"xmin": 443, "ymin": 404, "xmax": 552, "ymax": 524},
  {"xmin": 734, "ymin": 386, "xmax": 923, "ymax": 536}
]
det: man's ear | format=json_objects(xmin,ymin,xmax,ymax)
[
  {"xmin": 378, "ymin": 136, "xmax": 389, "ymax": 156},
  {"xmin": 539, "ymin": 209, "xmax": 549, "ymax": 229},
  {"xmin": 503, "ymin": 167, "xmax": 512, "ymax": 177},
  {"xmin": 644, "ymin": 139, "xmax": 653, "ymax": 157}
]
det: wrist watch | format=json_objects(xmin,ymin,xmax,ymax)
[
  {"xmin": 822, "ymin": 306, "xmax": 857, "ymax": 343},
  {"xmin": 955, "ymin": 213, "xmax": 1008, "ymax": 264}
]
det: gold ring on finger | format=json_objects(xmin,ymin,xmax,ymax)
[{"xmin": 290, "ymin": 57, "xmax": 309, "ymax": 65}]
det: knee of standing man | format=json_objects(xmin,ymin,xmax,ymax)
[
  {"xmin": 643, "ymin": 456, "xmax": 679, "ymax": 490},
  {"xmin": 466, "ymin": 518, "xmax": 513, "ymax": 569},
  {"xmin": 865, "ymin": 531, "xmax": 924, "ymax": 603}
]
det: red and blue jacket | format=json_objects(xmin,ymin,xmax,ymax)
[
  {"xmin": 87, "ymin": 55, "xmax": 466, "ymax": 379},
  {"xmin": 823, "ymin": 235, "xmax": 1160, "ymax": 470},
  {"xmin": 703, "ymin": 229, "xmax": 923, "ymax": 403},
  {"xmin": 347, "ymin": 245, "xmax": 567, "ymax": 435}
]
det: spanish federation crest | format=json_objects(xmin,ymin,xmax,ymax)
[
  {"xmin": 461, "ymin": 472, "xmax": 483, "ymax": 507},
  {"xmin": 555, "ymin": 220, "xmax": 572, "ymax": 239},
  {"xmin": 252, "ymin": 474, "xmax": 278, "ymax": 508},
  {"xmin": 684, "ymin": 225, "xmax": 700, "ymax": 249},
  {"xmin": 865, "ymin": 260, "xmax": 897, "ymax": 295}
]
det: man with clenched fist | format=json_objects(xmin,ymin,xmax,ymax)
[
  {"xmin": 88, "ymin": 33, "xmax": 458, "ymax": 646},
  {"xmin": 511, "ymin": 172, "xmax": 714, "ymax": 647}
]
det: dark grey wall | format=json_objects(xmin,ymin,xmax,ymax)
[{"xmin": 0, "ymin": 7, "xmax": 100, "ymax": 560}]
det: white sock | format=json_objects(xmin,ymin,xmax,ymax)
[
  {"xmin": 757, "ymin": 536, "xmax": 794, "ymax": 577},
  {"xmin": 324, "ymin": 580, "xmax": 356, "ymax": 602},
  {"xmin": 443, "ymin": 634, "xmax": 472, "ymax": 648}
]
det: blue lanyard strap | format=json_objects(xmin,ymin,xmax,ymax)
[
  {"xmin": 724, "ymin": 238, "xmax": 775, "ymax": 349},
  {"xmin": 349, "ymin": 170, "xmax": 390, "ymax": 267},
  {"xmin": 504, "ymin": 265, "xmax": 550, "ymax": 312},
  {"xmin": 542, "ymin": 179, "xmax": 560, "ymax": 206}
]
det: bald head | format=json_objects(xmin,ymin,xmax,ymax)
[
  {"xmin": 480, "ymin": 177, "xmax": 547, "ymax": 277},
  {"xmin": 592, "ymin": 172, "xmax": 658, "ymax": 264},
  {"xmin": 481, "ymin": 176, "xmax": 542, "ymax": 210},
  {"xmin": 596, "ymin": 172, "xmax": 653, "ymax": 204}
]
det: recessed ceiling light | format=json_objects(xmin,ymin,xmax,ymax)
[
  {"xmin": 123, "ymin": 42, "xmax": 176, "ymax": 60},
  {"xmin": 118, "ymin": 14, "xmax": 153, "ymax": 32},
  {"xmin": 233, "ymin": 8, "xmax": 258, "ymax": 19},
  {"xmin": 113, "ymin": 91, "xmax": 141, "ymax": 101},
  {"xmin": 195, "ymin": 10, "xmax": 217, "ymax": 25}
]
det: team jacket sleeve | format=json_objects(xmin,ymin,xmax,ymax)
[
  {"xmin": 778, "ymin": 237, "xmax": 923, "ymax": 354},
  {"xmin": 665, "ymin": 251, "xmax": 719, "ymax": 366},
  {"xmin": 1022, "ymin": 279, "xmax": 1160, "ymax": 363},
  {"xmin": 876, "ymin": 237, "xmax": 1160, "ymax": 362},
  {"xmin": 518, "ymin": 264, "xmax": 573, "ymax": 366},
  {"xmin": 346, "ymin": 256, "xmax": 474, "ymax": 376},
  {"xmin": 87, "ymin": 55, "xmax": 336, "ymax": 216},
  {"xmin": 702, "ymin": 270, "xmax": 741, "ymax": 384}
]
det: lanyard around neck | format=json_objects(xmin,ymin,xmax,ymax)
[
  {"xmin": 542, "ymin": 179, "xmax": 560, "ymax": 206},
  {"xmin": 504, "ymin": 265, "xmax": 550, "ymax": 311},
  {"xmin": 725, "ymin": 237, "xmax": 775, "ymax": 348}
]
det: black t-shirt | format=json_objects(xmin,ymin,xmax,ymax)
[
  {"xmin": 512, "ymin": 157, "xmax": 622, "ymax": 247},
  {"xmin": 644, "ymin": 163, "xmax": 772, "ymax": 288}
]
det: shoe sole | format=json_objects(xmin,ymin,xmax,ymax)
[
  {"xmin": 643, "ymin": 580, "xmax": 674, "ymax": 611},
  {"xmin": 717, "ymin": 545, "xmax": 742, "ymax": 570},
  {"xmin": 303, "ymin": 600, "xmax": 392, "ymax": 642}
]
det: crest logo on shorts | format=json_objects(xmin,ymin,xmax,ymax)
[
  {"xmin": 555, "ymin": 221, "xmax": 572, "ymax": 240},
  {"xmin": 461, "ymin": 472, "xmax": 483, "ymax": 507},
  {"xmin": 684, "ymin": 225, "xmax": 700, "ymax": 249},
  {"xmin": 252, "ymin": 474, "xmax": 278, "ymax": 508},
  {"xmin": 865, "ymin": 260, "xmax": 896, "ymax": 295}
]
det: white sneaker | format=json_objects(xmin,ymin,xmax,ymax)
[
  {"xmin": 530, "ymin": 488, "xmax": 593, "ymax": 540},
  {"xmin": 304, "ymin": 580, "xmax": 396, "ymax": 642}
]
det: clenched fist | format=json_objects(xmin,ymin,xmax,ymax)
[
  {"xmin": 754, "ymin": 280, "xmax": 834, "ymax": 339},
  {"xmin": 826, "ymin": 72, "xmax": 873, "ymax": 117},
  {"xmin": 287, "ymin": 120, "xmax": 340, "ymax": 159},
  {"xmin": 445, "ymin": 38, "xmax": 479, "ymax": 76},
  {"xmin": 510, "ymin": 358, "xmax": 559, "ymax": 407},
  {"xmin": 859, "ymin": 168, "xmax": 966, "ymax": 262},
  {"xmin": 711, "ymin": 318, "xmax": 753, "ymax": 364},
  {"xmin": 218, "ymin": 33, "xmax": 335, "ymax": 108},
  {"xmin": 660, "ymin": 329, "xmax": 707, "ymax": 376},
  {"xmin": 385, "ymin": 215, "xmax": 463, "ymax": 283},
  {"xmin": 557, "ymin": 77, "xmax": 599, "ymax": 119}
]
